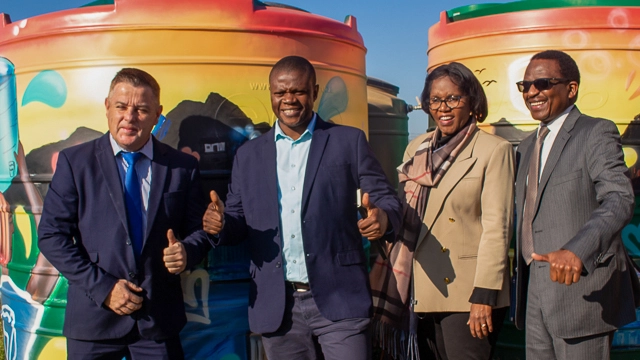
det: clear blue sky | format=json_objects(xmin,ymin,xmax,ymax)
[{"xmin": 1, "ymin": 0, "xmax": 510, "ymax": 138}]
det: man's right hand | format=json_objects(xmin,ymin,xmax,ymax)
[
  {"xmin": 203, "ymin": 190, "xmax": 225, "ymax": 235},
  {"xmin": 104, "ymin": 279, "xmax": 143, "ymax": 315}
]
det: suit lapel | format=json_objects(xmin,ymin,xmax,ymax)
[
  {"xmin": 262, "ymin": 128, "xmax": 280, "ymax": 217},
  {"xmin": 416, "ymin": 130, "xmax": 479, "ymax": 249},
  {"xmin": 96, "ymin": 134, "xmax": 129, "ymax": 237},
  {"xmin": 145, "ymin": 138, "xmax": 168, "ymax": 242},
  {"xmin": 301, "ymin": 118, "xmax": 329, "ymax": 212},
  {"xmin": 536, "ymin": 108, "xmax": 579, "ymax": 208}
]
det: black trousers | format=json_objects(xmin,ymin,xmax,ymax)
[{"xmin": 417, "ymin": 307, "xmax": 508, "ymax": 360}]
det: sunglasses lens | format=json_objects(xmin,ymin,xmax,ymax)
[
  {"xmin": 533, "ymin": 78, "xmax": 551, "ymax": 91},
  {"xmin": 517, "ymin": 79, "xmax": 554, "ymax": 92}
]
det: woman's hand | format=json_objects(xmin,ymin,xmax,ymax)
[{"xmin": 467, "ymin": 303, "xmax": 493, "ymax": 339}]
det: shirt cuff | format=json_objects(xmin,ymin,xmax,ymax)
[
  {"xmin": 381, "ymin": 225, "xmax": 395, "ymax": 242},
  {"xmin": 469, "ymin": 287, "xmax": 498, "ymax": 306}
]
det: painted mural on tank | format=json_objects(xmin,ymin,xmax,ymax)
[{"xmin": 0, "ymin": 0, "xmax": 366, "ymax": 358}]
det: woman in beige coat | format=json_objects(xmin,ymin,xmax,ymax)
[{"xmin": 398, "ymin": 62, "xmax": 513, "ymax": 359}]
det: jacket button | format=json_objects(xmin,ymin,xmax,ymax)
[
  {"xmin": 449, "ymin": 218, "xmax": 455, "ymax": 223},
  {"xmin": 444, "ymin": 277, "xmax": 450, "ymax": 284},
  {"xmin": 128, "ymin": 271, "xmax": 136, "ymax": 278},
  {"xmin": 276, "ymin": 262, "xmax": 281, "ymax": 268},
  {"xmin": 126, "ymin": 240, "xmax": 131, "ymax": 245},
  {"xmin": 441, "ymin": 247, "xmax": 447, "ymax": 253}
]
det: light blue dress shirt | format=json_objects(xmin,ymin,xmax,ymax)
[
  {"xmin": 275, "ymin": 114, "xmax": 317, "ymax": 283},
  {"xmin": 110, "ymin": 135, "xmax": 153, "ymax": 236}
]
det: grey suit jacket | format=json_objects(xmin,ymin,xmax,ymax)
[{"xmin": 513, "ymin": 106, "xmax": 640, "ymax": 338}]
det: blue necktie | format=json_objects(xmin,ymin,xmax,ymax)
[{"xmin": 122, "ymin": 152, "xmax": 143, "ymax": 261}]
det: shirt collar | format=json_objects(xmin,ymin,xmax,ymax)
[
  {"xmin": 541, "ymin": 105, "xmax": 573, "ymax": 134},
  {"xmin": 110, "ymin": 134, "xmax": 154, "ymax": 160},
  {"xmin": 274, "ymin": 113, "xmax": 317, "ymax": 142}
]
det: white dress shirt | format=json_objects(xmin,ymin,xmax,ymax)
[{"xmin": 538, "ymin": 105, "xmax": 574, "ymax": 180}]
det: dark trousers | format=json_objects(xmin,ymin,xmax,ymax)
[
  {"xmin": 66, "ymin": 324, "xmax": 184, "ymax": 360},
  {"xmin": 417, "ymin": 307, "xmax": 508, "ymax": 360},
  {"xmin": 261, "ymin": 287, "xmax": 371, "ymax": 360},
  {"xmin": 526, "ymin": 263, "xmax": 614, "ymax": 359}
]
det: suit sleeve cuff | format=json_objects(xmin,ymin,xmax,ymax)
[
  {"xmin": 469, "ymin": 287, "xmax": 498, "ymax": 306},
  {"xmin": 92, "ymin": 274, "xmax": 120, "ymax": 308},
  {"xmin": 380, "ymin": 225, "xmax": 395, "ymax": 242},
  {"xmin": 207, "ymin": 232, "xmax": 221, "ymax": 246}
]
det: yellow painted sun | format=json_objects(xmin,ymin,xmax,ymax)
[{"xmin": 38, "ymin": 337, "xmax": 66, "ymax": 359}]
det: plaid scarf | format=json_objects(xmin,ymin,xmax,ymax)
[{"xmin": 370, "ymin": 120, "xmax": 477, "ymax": 359}]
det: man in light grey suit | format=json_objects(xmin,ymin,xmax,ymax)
[{"xmin": 513, "ymin": 50, "xmax": 640, "ymax": 359}]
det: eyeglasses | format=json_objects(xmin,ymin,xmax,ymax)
[
  {"xmin": 428, "ymin": 95, "xmax": 467, "ymax": 110},
  {"xmin": 516, "ymin": 78, "xmax": 569, "ymax": 93}
]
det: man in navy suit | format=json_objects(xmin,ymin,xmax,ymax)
[
  {"xmin": 38, "ymin": 68, "xmax": 211, "ymax": 359},
  {"xmin": 203, "ymin": 55, "xmax": 402, "ymax": 359}
]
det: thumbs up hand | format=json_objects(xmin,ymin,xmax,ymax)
[
  {"xmin": 163, "ymin": 229, "xmax": 186, "ymax": 274},
  {"xmin": 357, "ymin": 193, "xmax": 389, "ymax": 240},
  {"xmin": 203, "ymin": 190, "xmax": 225, "ymax": 235}
]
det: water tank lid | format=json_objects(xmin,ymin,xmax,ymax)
[
  {"xmin": 81, "ymin": 0, "xmax": 310, "ymax": 11},
  {"xmin": 261, "ymin": 2, "xmax": 309, "ymax": 12},
  {"xmin": 447, "ymin": 0, "xmax": 640, "ymax": 22},
  {"xmin": 81, "ymin": 0, "xmax": 113, "ymax": 6},
  {"xmin": 367, "ymin": 77, "xmax": 399, "ymax": 96}
]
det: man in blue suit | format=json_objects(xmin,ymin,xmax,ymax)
[
  {"xmin": 38, "ymin": 68, "xmax": 211, "ymax": 359},
  {"xmin": 203, "ymin": 56, "xmax": 402, "ymax": 359}
]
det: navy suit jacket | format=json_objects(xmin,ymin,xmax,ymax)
[
  {"xmin": 38, "ymin": 134, "xmax": 211, "ymax": 341},
  {"xmin": 216, "ymin": 117, "xmax": 402, "ymax": 334}
]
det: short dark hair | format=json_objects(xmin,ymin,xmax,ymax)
[
  {"xmin": 420, "ymin": 62, "xmax": 488, "ymax": 123},
  {"xmin": 269, "ymin": 56, "xmax": 316, "ymax": 85},
  {"xmin": 531, "ymin": 50, "xmax": 580, "ymax": 84},
  {"xmin": 109, "ymin": 68, "xmax": 161, "ymax": 104}
]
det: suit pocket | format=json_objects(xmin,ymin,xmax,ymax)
[
  {"xmin": 321, "ymin": 162, "xmax": 351, "ymax": 168},
  {"xmin": 337, "ymin": 249, "xmax": 365, "ymax": 266},
  {"xmin": 595, "ymin": 252, "xmax": 615, "ymax": 268},
  {"xmin": 548, "ymin": 170, "xmax": 582, "ymax": 187}
]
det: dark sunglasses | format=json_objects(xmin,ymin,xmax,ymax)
[{"xmin": 515, "ymin": 78, "xmax": 569, "ymax": 93}]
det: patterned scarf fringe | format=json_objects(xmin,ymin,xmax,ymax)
[
  {"xmin": 406, "ymin": 331, "xmax": 419, "ymax": 360},
  {"xmin": 373, "ymin": 320, "xmax": 420, "ymax": 360}
]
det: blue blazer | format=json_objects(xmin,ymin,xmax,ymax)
[
  {"xmin": 216, "ymin": 117, "xmax": 402, "ymax": 334},
  {"xmin": 38, "ymin": 134, "xmax": 211, "ymax": 341}
]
